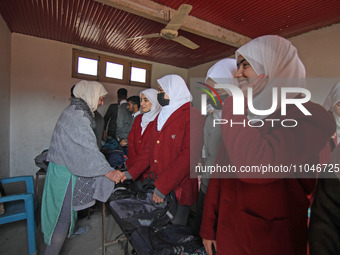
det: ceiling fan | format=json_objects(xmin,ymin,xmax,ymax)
[{"xmin": 126, "ymin": 4, "xmax": 199, "ymax": 50}]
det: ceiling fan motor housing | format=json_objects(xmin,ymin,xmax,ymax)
[{"xmin": 160, "ymin": 28, "xmax": 178, "ymax": 39}]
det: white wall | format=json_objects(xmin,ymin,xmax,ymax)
[
  {"xmin": 289, "ymin": 24, "xmax": 340, "ymax": 104},
  {"xmin": 0, "ymin": 15, "xmax": 11, "ymax": 178},
  {"xmin": 10, "ymin": 33, "xmax": 187, "ymax": 176}
]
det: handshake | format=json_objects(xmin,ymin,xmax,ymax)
[{"xmin": 105, "ymin": 170, "xmax": 127, "ymax": 184}]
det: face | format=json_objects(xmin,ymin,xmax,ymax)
[
  {"xmin": 334, "ymin": 101, "xmax": 340, "ymax": 117},
  {"xmin": 234, "ymin": 55, "xmax": 260, "ymax": 89},
  {"xmin": 127, "ymin": 101, "xmax": 134, "ymax": 112},
  {"xmin": 97, "ymin": 96, "xmax": 105, "ymax": 107},
  {"xmin": 140, "ymin": 93, "xmax": 152, "ymax": 113},
  {"xmin": 157, "ymin": 85, "xmax": 170, "ymax": 99}
]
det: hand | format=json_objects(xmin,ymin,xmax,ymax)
[
  {"xmin": 105, "ymin": 170, "xmax": 124, "ymax": 184},
  {"xmin": 240, "ymin": 74, "xmax": 268, "ymax": 97},
  {"xmin": 152, "ymin": 192, "xmax": 164, "ymax": 204},
  {"xmin": 120, "ymin": 139, "xmax": 128, "ymax": 147},
  {"xmin": 203, "ymin": 239, "xmax": 217, "ymax": 255},
  {"xmin": 103, "ymin": 131, "xmax": 108, "ymax": 141},
  {"xmin": 121, "ymin": 172, "xmax": 127, "ymax": 183}
]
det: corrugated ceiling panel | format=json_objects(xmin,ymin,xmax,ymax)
[
  {"xmin": 1, "ymin": 0, "xmax": 339, "ymax": 68},
  {"xmin": 0, "ymin": 0, "xmax": 236, "ymax": 68},
  {"xmin": 153, "ymin": 0, "xmax": 340, "ymax": 38}
]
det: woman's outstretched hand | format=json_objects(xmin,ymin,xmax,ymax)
[{"xmin": 105, "ymin": 170, "xmax": 125, "ymax": 184}]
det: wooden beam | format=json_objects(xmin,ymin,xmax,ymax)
[{"xmin": 94, "ymin": 0, "xmax": 251, "ymax": 47}]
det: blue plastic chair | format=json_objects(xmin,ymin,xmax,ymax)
[{"xmin": 0, "ymin": 176, "xmax": 37, "ymax": 255}]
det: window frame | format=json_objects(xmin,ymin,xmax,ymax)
[
  {"xmin": 72, "ymin": 49, "xmax": 152, "ymax": 88},
  {"xmin": 72, "ymin": 50, "xmax": 99, "ymax": 81},
  {"xmin": 130, "ymin": 62, "xmax": 152, "ymax": 88},
  {"xmin": 99, "ymin": 55, "xmax": 129, "ymax": 84}
]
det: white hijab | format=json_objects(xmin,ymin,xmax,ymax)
[
  {"xmin": 140, "ymin": 88, "xmax": 162, "ymax": 134},
  {"xmin": 205, "ymin": 58, "xmax": 237, "ymax": 84},
  {"xmin": 157, "ymin": 74, "xmax": 191, "ymax": 131},
  {"xmin": 205, "ymin": 58, "xmax": 237, "ymax": 119},
  {"xmin": 323, "ymin": 81, "xmax": 340, "ymax": 143},
  {"xmin": 73, "ymin": 80, "xmax": 108, "ymax": 112},
  {"xmin": 235, "ymin": 35, "xmax": 306, "ymax": 120}
]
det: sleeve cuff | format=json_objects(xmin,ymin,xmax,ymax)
[
  {"xmin": 124, "ymin": 171, "xmax": 133, "ymax": 180},
  {"xmin": 154, "ymin": 187, "xmax": 166, "ymax": 199}
]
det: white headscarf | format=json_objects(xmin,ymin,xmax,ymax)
[
  {"xmin": 205, "ymin": 58, "xmax": 237, "ymax": 83},
  {"xmin": 323, "ymin": 81, "xmax": 340, "ymax": 143},
  {"xmin": 140, "ymin": 88, "xmax": 162, "ymax": 134},
  {"xmin": 157, "ymin": 74, "xmax": 191, "ymax": 131},
  {"xmin": 205, "ymin": 58, "xmax": 237, "ymax": 119},
  {"xmin": 235, "ymin": 35, "xmax": 306, "ymax": 120},
  {"xmin": 73, "ymin": 80, "xmax": 108, "ymax": 112}
]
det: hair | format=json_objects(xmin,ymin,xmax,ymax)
[
  {"xmin": 117, "ymin": 88, "xmax": 128, "ymax": 99},
  {"xmin": 70, "ymin": 84, "xmax": 76, "ymax": 98},
  {"xmin": 127, "ymin": 96, "xmax": 141, "ymax": 109}
]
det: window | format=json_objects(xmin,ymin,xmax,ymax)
[
  {"xmin": 72, "ymin": 49, "xmax": 151, "ymax": 87},
  {"xmin": 131, "ymin": 67, "xmax": 146, "ymax": 83},
  {"xmin": 106, "ymin": 62, "xmax": 123, "ymax": 79}
]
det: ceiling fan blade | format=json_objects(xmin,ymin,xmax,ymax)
[
  {"xmin": 165, "ymin": 4, "xmax": 192, "ymax": 31},
  {"xmin": 172, "ymin": 36, "xmax": 199, "ymax": 49},
  {"xmin": 126, "ymin": 33, "xmax": 160, "ymax": 40}
]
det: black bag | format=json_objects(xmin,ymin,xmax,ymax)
[
  {"xmin": 107, "ymin": 176, "xmax": 177, "ymax": 234},
  {"xmin": 34, "ymin": 149, "xmax": 49, "ymax": 171},
  {"xmin": 104, "ymin": 149, "xmax": 127, "ymax": 169},
  {"xmin": 131, "ymin": 225, "xmax": 203, "ymax": 255}
]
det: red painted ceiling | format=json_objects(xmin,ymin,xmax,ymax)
[
  {"xmin": 153, "ymin": 0, "xmax": 340, "ymax": 38},
  {"xmin": 0, "ymin": 0, "xmax": 339, "ymax": 68}
]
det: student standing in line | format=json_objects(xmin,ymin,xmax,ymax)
[
  {"xmin": 200, "ymin": 35, "xmax": 335, "ymax": 255},
  {"xmin": 116, "ymin": 88, "xmax": 133, "ymax": 141},
  {"xmin": 104, "ymin": 88, "xmax": 128, "ymax": 140},
  {"xmin": 191, "ymin": 58, "xmax": 237, "ymax": 236},
  {"xmin": 121, "ymin": 74, "xmax": 197, "ymax": 225},
  {"xmin": 125, "ymin": 89, "xmax": 161, "ymax": 174},
  {"xmin": 119, "ymin": 95, "xmax": 142, "ymax": 148}
]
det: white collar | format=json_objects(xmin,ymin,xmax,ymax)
[
  {"xmin": 132, "ymin": 111, "xmax": 141, "ymax": 118},
  {"xmin": 119, "ymin": 100, "xmax": 127, "ymax": 105}
]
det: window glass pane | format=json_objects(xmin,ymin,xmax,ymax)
[
  {"xmin": 131, "ymin": 67, "xmax": 146, "ymax": 83},
  {"xmin": 106, "ymin": 62, "xmax": 124, "ymax": 79},
  {"xmin": 78, "ymin": 57, "xmax": 98, "ymax": 76}
]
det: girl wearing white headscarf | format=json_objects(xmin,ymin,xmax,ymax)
[
  {"xmin": 126, "ymin": 88, "xmax": 161, "ymax": 171},
  {"xmin": 156, "ymin": 74, "xmax": 191, "ymax": 131},
  {"xmin": 236, "ymin": 35, "xmax": 306, "ymax": 120},
  {"xmin": 124, "ymin": 74, "xmax": 196, "ymax": 225},
  {"xmin": 201, "ymin": 36, "xmax": 335, "ymax": 255},
  {"xmin": 42, "ymin": 80, "xmax": 123, "ymax": 255},
  {"xmin": 192, "ymin": 58, "xmax": 237, "ymax": 236}
]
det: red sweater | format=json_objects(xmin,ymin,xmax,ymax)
[
  {"xmin": 200, "ymin": 96, "xmax": 335, "ymax": 255},
  {"xmin": 126, "ymin": 115, "xmax": 153, "ymax": 177},
  {"xmin": 128, "ymin": 103, "xmax": 198, "ymax": 205}
]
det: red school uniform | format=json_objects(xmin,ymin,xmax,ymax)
[
  {"xmin": 200, "ymin": 96, "xmax": 336, "ymax": 255},
  {"xmin": 128, "ymin": 102, "xmax": 198, "ymax": 205},
  {"xmin": 126, "ymin": 114, "xmax": 154, "ymax": 174}
]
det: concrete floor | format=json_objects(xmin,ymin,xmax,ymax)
[{"xmin": 0, "ymin": 205, "xmax": 132, "ymax": 255}]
